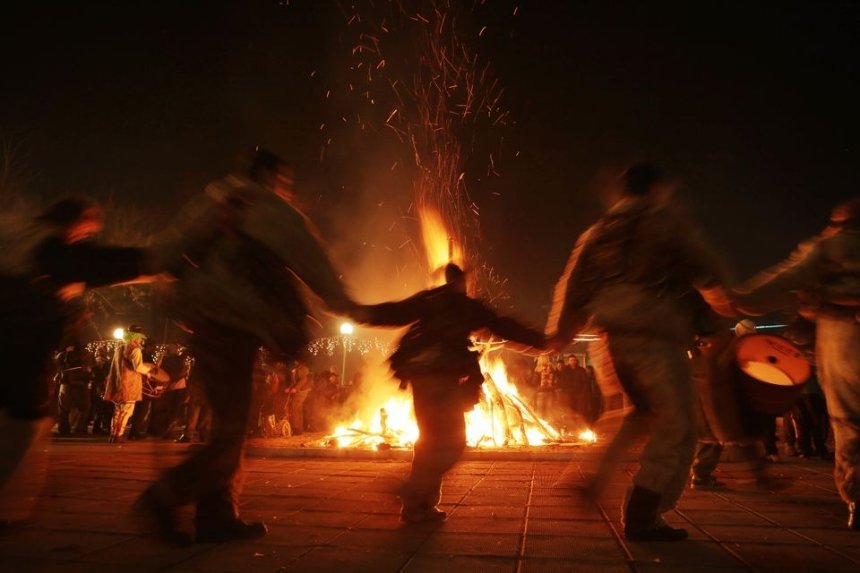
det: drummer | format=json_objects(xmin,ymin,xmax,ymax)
[
  {"xmin": 690, "ymin": 314, "xmax": 784, "ymax": 490},
  {"xmin": 734, "ymin": 197, "xmax": 860, "ymax": 531},
  {"xmin": 103, "ymin": 325, "xmax": 158, "ymax": 444}
]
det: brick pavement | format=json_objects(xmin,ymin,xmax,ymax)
[{"xmin": 0, "ymin": 440, "xmax": 857, "ymax": 573}]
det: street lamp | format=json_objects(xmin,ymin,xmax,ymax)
[
  {"xmin": 339, "ymin": 322, "xmax": 354, "ymax": 387},
  {"xmin": 113, "ymin": 327, "xmax": 125, "ymax": 340}
]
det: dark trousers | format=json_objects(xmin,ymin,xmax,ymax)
[
  {"xmin": 691, "ymin": 442, "xmax": 723, "ymax": 480},
  {"xmin": 288, "ymin": 390, "xmax": 309, "ymax": 435},
  {"xmin": 89, "ymin": 387, "xmax": 113, "ymax": 433},
  {"xmin": 129, "ymin": 396, "xmax": 154, "ymax": 437},
  {"xmin": 151, "ymin": 389, "xmax": 187, "ymax": 437},
  {"xmin": 57, "ymin": 384, "xmax": 90, "ymax": 434},
  {"xmin": 153, "ymin": 323, "xmax": 260, "ymax": 523},
  {"xmin": 785, "ymin": 395, "xmax": 830, "ymax": 457},
  {"xmin": 403, "ymin": 376, "xmax": 466, "ymax": 512}
]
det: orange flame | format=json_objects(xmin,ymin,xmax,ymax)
[
  {"xmin": 322, "ymin": 353, "xmax": 594, "ymax": 449},
  {"xmin": 320, "ymin": 206, "xmax": 595, "ymax": 449},
  {"xmin": 418, "ymin": 204, "xmax": 463, "ymax": 285}
]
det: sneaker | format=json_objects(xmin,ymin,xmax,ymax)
[
  {"xmin": 691, "ymin": 476, "xmax": 726, "ymax": 490},
  {"xmin": 765, "ymin": 454, "xmax": 780, "ymax": 463}
]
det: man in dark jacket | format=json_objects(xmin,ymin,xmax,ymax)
[
  {"xmin": 137, "ymin": 149, "xmax": 360, "ymax": 545},
  {"xmin": 546, "ymin": 164, "xmax": 734, "ymax": 541},
  {"xmin": 360, "ymin": 263, "xmax": 545, "ymax": 522}
]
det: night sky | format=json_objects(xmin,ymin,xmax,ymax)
[{"xmin": 3, "ymin": 0, "xmax": 859, "ymax": 324}]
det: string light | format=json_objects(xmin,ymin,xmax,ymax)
[{"xmin": 306, "ymin": 336, "xmax": 391, "ymax": 357}]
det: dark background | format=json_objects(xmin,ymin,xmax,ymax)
[{"xmin": 2, "ymin": 0, "xmax": 858, "ymax": 325}]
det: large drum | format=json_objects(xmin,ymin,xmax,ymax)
[
  {"xmin": 735, "ymin": 334, "xmax": 810, "ymax": 416},
  {"xmin": 142, "ymin": 362, "xmax": 170, "ymax": 398}
]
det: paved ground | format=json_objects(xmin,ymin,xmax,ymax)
[{"xmin": 0, "ymin": 439, "xmax": 857, "ymax": 573}]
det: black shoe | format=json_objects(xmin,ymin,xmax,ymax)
[
  {"xmin": 175, "ymin": 434, "xmax": 190, "ymax": 443},
  {"xmin": 625, "ymin": 525, "xmax": 689, "ymax": 541},
  {"xmin": 623, "ymin": 485, "xmax": 688, "ymax": 542},
  {"xmin": 133, "ymin": 489, "xmax": 193, "ymax": 547},
  {"xmin": 196, "ymin": 519, "xmax": 268, "ymax": 543},
  {"xmin": 691, "ymin": 476, "xmax": 726, "ymax": 490},
  {"xmin": 400, "ymin": 506, "xmax": 447, "ymax": 523},
  {"xmin": 849, "ymin": 503, "xmax": 859, "ymax": 531}
]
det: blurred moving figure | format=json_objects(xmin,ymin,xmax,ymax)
[
  {"xmin": 359, "ymin": 263, "xmax": 545, "ymax": 523},
  {"xmin": 137, "ymin": 148, "xmax": 360, "ymax": 545},
  {"xmin": 546, "ymin": 164, "xmax": 734, "ymax": 541},
  {"xmin": 0, "ymin": 197, "xmax": 154, "ymax": 525},
  {"xmin": 734, "ymin": 197, "xmax": 860, "ymax": 531}
]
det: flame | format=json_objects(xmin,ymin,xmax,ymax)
[
  {"xmin": 320, "ymin": 206, "xmax": 596, "ymax": 450},
  {"xmin": 577, "ymin": 429, "xmax": 598, "ymax": 443},
  {"xmin": 321, "ymin": 354, "xmax": 598, "ymax": 449},
  {"xmin": 419, "ymin": 205, "xmax": 463, "ymax": 285}
]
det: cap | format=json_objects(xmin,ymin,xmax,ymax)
[
  {"xmin": 734, "ymin": 319, "xmax": 756, "ymax": 337},
  {"xmin": 123, "ymin": 325, "xmax": 147, "ymax": 343}
]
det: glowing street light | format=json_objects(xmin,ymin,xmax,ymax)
[
  {"xmin": 113, "ymin": 327, "xmax": 125, "ymax": 340},
  {"xmin": 339, "ymin": 322, "xmax": 354, "ymax": 387}
]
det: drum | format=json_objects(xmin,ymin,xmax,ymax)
[
  {"xmin": 146, "ymin": 363, "xmax": 170, "ymax": 383},
  {"xmin": 735, "ymin": 334, "xmax": 810, "ymax": 416},
  {"xmin": 142, "ymin": 363, "xmax": 170, "ymax": 398}
]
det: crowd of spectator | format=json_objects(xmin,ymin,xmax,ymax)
[{"xmin": 50, "ymin": 340, "xmax": 365, "ymax": 443}]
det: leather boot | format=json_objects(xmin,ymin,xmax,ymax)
[
  {"xmin": 849, "ymin": 502, "xmax": 859, "ymax": 531},
  {"xmin": 195, "ymin": 487, "xmax": 267, "ymax": 543},
  {"xmin": 623, "ymin": 485, "xmax": 688, "ymax": 542},
  {"xmin": 133, "ymin": 488, "xmax": 193, "ymax": 547}
]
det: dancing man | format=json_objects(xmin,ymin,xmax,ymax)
[
  {"xmin": 359, "ymin": 263, "xmax": 545, "ymax": 522},
  {"xmin": 546, "ymin": 164, "xmax": 734, "ymax": 541}
]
